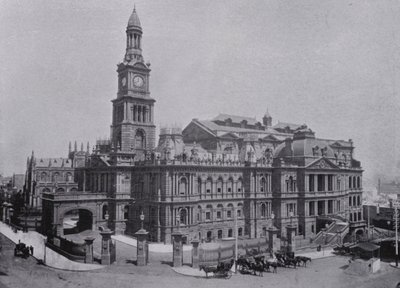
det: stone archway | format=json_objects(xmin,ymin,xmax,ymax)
[{"xmin": 58, "ymin": 206, "xmax": 97, "ymax": 237}]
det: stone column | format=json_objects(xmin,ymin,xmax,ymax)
[
  {"xmin": 191, "ymin": 240, "xmax": 200, "ymax": 268},
  {"xmin": 286, "ymin": 225, "xmax": 297, "ymax": 253},
  {"xmin": 100, "ymin": 229, "xmax": 113, "ymax": 265},
  {"xmin": 267, "ymin": 226, "xmax": 279, "ymax": 255},
  {"xmin": 172, "ymin": 231, "xmax": 183, "ymax": 267},
  {"xmin": 135, "ymin": 229, "xmax": 149, "ymax": 266},
  {"xmin": 84, "ymin": 237, "xmax": 95, "ymax": 264}
]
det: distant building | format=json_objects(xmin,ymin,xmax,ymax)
[
  {"xmin": 24, "ymin": 142, "xmax": 89, "ymax": 209},
  {"xmin": 12, "ymin": 174, "xmax": 25, "ymax": 192}
]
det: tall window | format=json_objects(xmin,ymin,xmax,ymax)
[
  {"xmin": 309, "ymin": 201, "xmax": 315, "ymax": 216},
  {"xmin": 102, "ymin": 204, "xmax": 108, "ymax": 219},
  {"xmin": 328, "ymin": 175, "xmax": 333, "ymax": 191},
  {"xmin": 227, "ymin": 204, "xmax": 233, "ymax": 218},
  {"xmin": 217, "ymin": 178, "xmax": 223, "ymax": 193},
  {"xmin": 135, "ymin": 130, "xmax": 145, "ymax": 149},
  {"xmin": 260, "ymin": 177, "xmax": 266, "ymax": 192},
  {"xmin": 286, "ymin": 203, "xmax": 296, "ymax": 217},
  {"xmin": 348, "ymin": 176, "xmax": 352, "ymax": 189},
  {"xmin": 317, "ymin": 174, "xmax": 325, "ymax": 191},
  {"xmin": 237, "ymin": 179, "xmax": 243, "ymax": 193},
  {"xmin": 227, "ymin": 178, "xmax": 233, "ymax": 193},
  {"xmin": 309, "ymin": 175, "xmax": 314, "ymax": 192},
  {"xmin": 357, "ymin": 177, "xmax": 361, "ymax": 188},
  {"xmin": 180, "ymin": 209, "xmax": 187, "ymax": 225},
  {"xmin": 261, "ymin": 203, "xmax": 266, "ymax": 217},
  {"xmin": 197, "ymin": 178, "xmax": 202, "ymax": 194},
  {"xmin": 179, "ymin": 177, "xmax": 187, "ymax": 195},
  {"xmin": 206, "ymin": 178, "xmax": 212, "ymax": 193}
]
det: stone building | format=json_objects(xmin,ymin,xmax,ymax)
[
  {"xmin": 41, "ymin": 8, "xmax": 364, "ymax": 244},
  {"xmin": 24, "ymin": 142, "xmax": 88, "ymax": 209}
]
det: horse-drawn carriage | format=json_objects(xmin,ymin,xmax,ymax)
[
  {"xmin": 14, "ymin": 242, "xmax": 30, "ymax": 258},
  {"xmin": 199, "ymin": 259, "xmax": 234, "ymax": 279}
]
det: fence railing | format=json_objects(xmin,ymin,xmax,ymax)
[{"xmin": 199, "ymin": 238, "xmax": 270, "ymax": 266}]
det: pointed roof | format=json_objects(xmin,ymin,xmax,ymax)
[{"xmin": 128, "ymin": 7, "xmax": 142, "ymax": 30}]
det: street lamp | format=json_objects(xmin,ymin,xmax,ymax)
[
  {"xmin": 140, "ymin": 211, "xmax": 145, "ymax": 230},
  {"xmin": 235, "ymin": 208, "xmax": 239, "ymax": 273}
]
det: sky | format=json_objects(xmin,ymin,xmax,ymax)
[{"xmin": 1, "ymin": 0, "xmax": 400, "ymax": 184}]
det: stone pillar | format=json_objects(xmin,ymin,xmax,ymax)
[
  {"xmin": 100, "ymin": 229, "xmax": 113, "ymax": 265},
  {"xmin": 191, "ymin": 240, "xmax": 200, "ymax": 268},
  {"xmin": 84, "ymin": 237, "xmax": 95, "ymax": 264},
  {"xmin": 267, "ymin": 226, "xmax": 279, "ymax": 255},
  {"xmin": 286, "ymin": 225, "xmax": 297, "ymax": 253},
  {"xmin": 135, "ymin": 229, "xmax": 149, "ymax": 266},
  {"xmin": 172, "ymin": 231, "xmax": 183, "ymax": 267}
]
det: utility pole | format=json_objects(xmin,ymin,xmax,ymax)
[
  {"xmin": 394, "ymin": 201, "xmax": 399, "ymax": 267},
  {"xmin": 234, "ymin": 208, "xmax": 238, "ymax": 273}
]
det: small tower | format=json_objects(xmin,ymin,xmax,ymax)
[
  {"xmin": 125, "ymin": 7, "xmax": 143, "ymax": 62},
  {"xmin": 263, "ymin": 109, "xmax": 272, "ymax": 127}
]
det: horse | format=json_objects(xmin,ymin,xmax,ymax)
[{"xmin": 295, "ymin": 256, "xmax": 312, "ymax": 267}]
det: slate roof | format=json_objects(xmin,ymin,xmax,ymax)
[
  {"xmin": 212, "ymin": 114, "xmax": 259, "ymax": 126},
  {"xmin": 273, "ymin": 122, "xmax": 303, "ymax": 130},
  {"xmin": 35, "ymin": 158, "xmax": 73, "ymax": 168},
  {"xmin": 195, "ymin": 120, "xmax": 290, "ymax": 139}
]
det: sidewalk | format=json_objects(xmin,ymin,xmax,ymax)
[{"xmin": 0, "ymin": 221, "xmax": 103, "ymax": 271}]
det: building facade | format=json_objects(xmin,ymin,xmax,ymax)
[
  {"xmin": 25, "ymin": 142, "xmax": 88, "ymax": 209},
  {"xmin": 41, "ymin": 8, "xmax": 364, "ymax": 244}
]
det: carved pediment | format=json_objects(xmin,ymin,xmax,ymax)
[{"xmin": 307, "ymin": 158, "xmax": 339, "ymax": 170}]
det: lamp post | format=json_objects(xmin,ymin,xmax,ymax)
[
  {"xmin": 394, "ymin": 201, "xmax": 399, "ymax": 267},
  {"xmin": 105, "ymin": 213, "xmax": 109, "ymax": 229},
  {"xmin": 235, "ymin": 208, "xmax": 238, "ymax": 273},
  {"xmin": 140, "ymin": 211, "xmax": 145, "ymax": 230}
]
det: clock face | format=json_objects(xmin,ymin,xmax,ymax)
[
  {"xmin": 133, "ymin": 76, "xmax": 144, "ymax": 87},
  {"xmin": 121, "ymin": 77, "xmax": 126, "ymax": 87}
]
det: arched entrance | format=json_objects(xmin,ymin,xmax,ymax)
[
  {"xmin": 355, "ymin": 229, "xmax": 364, "ymax": 241},
  {"xmin": 62, "ymin": 209, "xmax": 93, "ymax": 235}
]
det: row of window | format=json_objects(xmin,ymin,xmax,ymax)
[
  {"xmin": 348, "ymin": 176, "xmax": 362, "ymax": 189},
  {"xmin": 200, "ymin": 228, "xmax": 244, "ymax": 241},
  {"xmin": 38, "ymin": 172, "xmax": 73, "ymax": 183},
  {"xmin": 308, "ymin": 200, "xmax": 341, "ymax": 216},
  {"xmin": 41, "ymin": 187, "xmax": 77, "ymax": 193},
  {"xmin": 349, "ymin": 195, "xmax": 361, "ymax": 207}
]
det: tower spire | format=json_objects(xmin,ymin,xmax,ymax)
[{"xmin": 125, "ymin": 6, "xmax": 143, "ymax": 62}]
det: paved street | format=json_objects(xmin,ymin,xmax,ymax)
[{"xmin": 1, "ymin": 234, "xmax": 399, "ymax": 288}]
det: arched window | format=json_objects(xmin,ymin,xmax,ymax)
[
  {"xmin": 348, "ymin": 176, "xmax": 352, "ymax": 189},
  {"xmin": 260, "ymin": 177, "xmax": 266, "ymax": 192},
  {"xmin": 358, "ymin": 211, "xmax": 362, "ymax": 221},
  {"xmin": 357, "ymin": 176, "xmax": 361, "ymax": 188},
  {"xmin": 349, "ymin": 213, "xmax": 353, "ymax": 222},
  {"xmin": 357, "ymin": 195, "xmax": 361, "ymax": 206},
  {"xmin": 216, "ymin": 204, "xmax": 223, "ymax": 219},
  {"xmin": 237, "ymin": 178, "xmax": 243, "ymax": 193},
  {"xmin": 179, "ymin": 177, "xmax": 187, "ymax": 195},
  {"xmin": 352, "ymin": 177, "xmax": 356, "ymax": 189},
  {"xmin": 261, "ymin": 203, "xmax": 266, "ymax": 217},
  {"xmin": 353, "ymin": 196, "xmax": 356, "ymax": 207},
  {"xmin": 237, "ymin": 203, "xmax": 243, "ymax": 218},
  {"xmin": 349, "ymin": 197, "xmax": 352, "ymax": 207},
  {"xmin": 206, "ymin": 177, "xmax": 212, "ymax": 193},
  {"xmin": 207, "ymin": 231, "xmax": 212, "ymax": 240},
  {"xmin": 217, "ymin": 230, "xmax": 223, "ymax": 239},
  {"xmin": 205, "ymin": 204, "xmax": 213, "ymax": 220},
  {"xmin": 42, "ymin": 188, "xmax": 51, "ymax": 193},
  {"xmin": 66, "ymin": 173, "xmax": 73, "ymax": 182},
  {"xmin": 197, "ymin": 177, "xmax": 202, "ymax": 194},
  {"xmin": 70, "ymin": 187, "xmax": 77, "ymax": 192},
  {"xmin": 228, "ymin": 229, "xmax": 233, "ymax": 237},
  {"xmin": 216, "ymin": 178, "xmax": 223, "ymax": 193},
  {"xmin": 56, "ymin": 187, "xmax": 65, "ymax": 193},
  {"xmin": 41, "ymin": 172, "xmax": 47, "ymax": 182},
  {"xmin": 52, "ymin": 172, "xmax": 59, "ymax": 182},
  {"xmin": 227, "ymin": 178, "xmax": 234, "ymax": 193},
  {"xmin": 179, "ymin": 208, "xmax": 187, "ymax": 225},
  {"xmin": 238, "ymin": 228, "xmax": 243, "ymax": 236},
  {"xmin": 124, "ymin": 205, "xmax": 129, "ymax": 220},
  {"xmin": 102, "ymin": 204, "xmax": 108, "ymax": 220},
  {"xmin": 135, "ymin": 130, "xmax": 145, "ymax": 149},
  {"xmin": 227, "ymin": 203, "xmax": 234, "ymax": 218},
  {"xmin": 197, "ymin": 205, "xmax": 202, "ymax": 222}
]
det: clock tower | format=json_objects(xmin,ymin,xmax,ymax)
[{"xmin": 110, "ymin": 8, "xmax": 156, "ymax": 165}]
